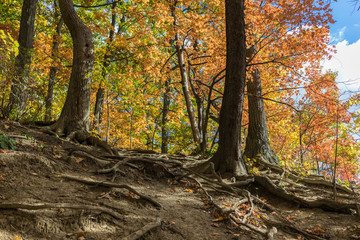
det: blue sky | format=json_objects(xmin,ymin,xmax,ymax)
[
  {"xmin": 323, "ymin": 0, "xmax": 360, "ymax": 93},
  {"xmin": 330, "ymin": 0, "xmax": 360, "ymax": 44}
]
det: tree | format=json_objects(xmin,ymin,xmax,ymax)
[
  {"xmin": 52, "ymin": 0, "xmax": 94, "ymax": 137},
  {"xmin": 244, "ymin": 67, "xmax": 279, "ymax": 164},
  {"xmin": 210, "ymin": 0, "xmax": 247, "ymax": 176},
  {"xmin": 93, "ymin": 1, "xmax": 118, "ymax": 134},
  {"xmin": 171, "ymin": 1, "xmax": 201, "ymax": 149},
  {"xmin": 6, "ymin": 0, "xmax": 37, "ymax": 118},
  {"xmin": 44, "ymin": 1, "xmax": 63, "ymax": 122},
  {"xmin": 161, "ymin": 79, "xmax": 171, "ymax": 153}
]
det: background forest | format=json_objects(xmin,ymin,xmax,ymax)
[{"xmin": 0, "ymin": 0, "xmax": 359, "ymax": 182}]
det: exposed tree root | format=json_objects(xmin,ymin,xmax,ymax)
[
  {"xmin": 229, "ymin": 214, "xmax": 278, "ymax": 240},
  {"xmin": 0, "ymin": 202, "xmax": 124, "ymax": 220},
  {"xmin": 67, "ymin": 148, "xmax": 111, "ymax": 167},
  {"xmin": 260, "ymin": 216, "xmax": 326, "ymax": 240},
  {"xmin": 256, "ymin": 156, "xmax": 352, "ymax": 194},
  {"xmin": 61, "ymin": 174, "xmax": 163, "ymax": 209},
  {"xmin": 176, "ymin": 157, "xmax": 358, "ymax": 239},
  {"xmin": 122, "ymin": 218, "xmax": 162, "ymax": 240},
  {"xmin": 254, "ymin": 175, "xmax": 358, "ymax": 214},
  {"xmin": 45, "ymin": 123, "xmax": 117, "ymax": 155},
  {"xmin": 103, "ymin": 155, "xmax": 183, "ymax": 167}
]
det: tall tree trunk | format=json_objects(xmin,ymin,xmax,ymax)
[
  {"xmin": 188, "ymin": 63, "xmax": 207, "ymax": 155},
  {"xmin": 93, "ymin": 2, "xmax": 117, "ymax": 133},
  {"xmin": 171, "ymin": 4, "xmax": 201, "ymax": 147},
  {"xmin": 6, "ymin": 0, "xmax": 37, "ymax": 118},
  {"xmin": 161, "ymin": 79, "xmax": 171, "ymax": 153},
  {"xmin": 52, "ymin": 0, "xmax": 94, "ymax": 136},
  {"xmin": 45, "ymin": 2, "xmax": 63, "ymax": 122},
  {"xmin": 244, "ymin": 68, "xmax": 279, "ymax": 164},
  {"xmin": 210, "ymin": 0, "xmax": 247, "ymax": 176}
]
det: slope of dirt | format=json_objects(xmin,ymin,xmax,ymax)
[{"xmin": 0, "ymin": 119, "xmax": 358, "ymax": 240}]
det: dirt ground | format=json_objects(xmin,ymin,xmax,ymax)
[{"xmin": 0, "ymin": 119, "xmax": 358, "ymax": 240}]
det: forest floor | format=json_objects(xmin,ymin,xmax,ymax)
[{"xmin": 0, "ymin": 119, "xmax": 358, "ymax": 240}]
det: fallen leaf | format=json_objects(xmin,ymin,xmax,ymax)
[
  {"xmin": 307, "ymin": 226, "xmax": 325, "ymax": 235},
  {"xmin": 76, "ymin": 231, "xmax": 85, "ymax": 238},
  {"xmin": 75, "ymin": 157, "xmax": 84, "ymax": 163},
  {"xmin": 0, "ymin": 149, "xmax": 7, "ymax": 153},
  {"xmin": 127, "ymin": 192, "xmax": 138, "ymax": 199},
  {"xmin": 212, "ymin": 216, "xmax": 225, "ymax": 222},
  {"xmin": 12, "ymin": 236, "xmax": 22, "ymax": 240},
  {"xmin": 168, "ymin": 188, "xmax": 173, "ymax": 192}
]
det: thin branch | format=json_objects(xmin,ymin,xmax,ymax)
[{"xmin": 74, "ymin": 0, "xmax": 121, "ymax": 8}]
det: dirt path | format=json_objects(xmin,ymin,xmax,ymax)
[{"xmin": 0, "ymin": 120, "xmax": 358, "ymax": 240}]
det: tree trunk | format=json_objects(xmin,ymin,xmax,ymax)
[
  {"xmin": 93, "ymin": 87, "xmax": 105, "ymax": 132},
  {"xmin": 93, "ymin": 2, "xmax": 117, "ymax": 133},
  {"xmin": 188, "ymin": 63, "xmax": 207, "ymax": 155},
  {"xmin": 161, "ymin": 79, "xmax": 171, "ymax": 153},
  {"xmin": 6, "ymin": 0, "xmax": 37, "ymax": 118},
  {"xmin": 171, "ymin": 4, "xmax": 201, "ymax": 147},
  {"xmin": 52, "ymin": 0, "xmax": 94, "ymax": 136},
  {"xmin": 45, "ymin": 3, "xmax": 63, "ymax": 122},
  {"xmin": 210, "ymin": 0, "xmax": 247, "ymax": 176},
  {"xmin": 244, "ymin": 68, "xmax": 279, "ymax": 165}
]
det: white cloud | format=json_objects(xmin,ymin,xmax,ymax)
[
  {"xmin": 330, "ymin": 26, "xmax": 346, "ymax": 43},
  {"xmin": 323, "ymin": 38, "xmax": 360, "ymax": 93}
]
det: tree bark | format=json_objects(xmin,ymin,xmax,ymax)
[
  {"xmin": 6, "ymin": 0, "xmax": 37, "ymax": 118},
  {"xmin": 161, "ymin": 79, "xmax": 171, "ymax": 153},
  {"xmin": 244, "ymin": 68, "xmax": 279, "ymax": 165},
  {"xmin": 52, "ymin": 0, "xmax": 94, "ymax": 135},
  {"xmin": 93, "ymin": 2, "xmax": 117, "ymax": 133},
  {"xmin": 45, "ymin": 2, "xmax": 63, "ymax": 122},
  {"xmin": 210, "ymin": 0, "xmax": 247, "ymax": 176},
  {"xmin": 171, "ymin": 4, "xmax": 201, "ymax": 147},
  {"xmin": 188, "ymin": 63, "xmax": 207, "ymax": 155}
]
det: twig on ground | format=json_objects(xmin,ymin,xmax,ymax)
[{"xmin": 122, "ymin": 218, "xmax": 161, "ymax": 240}]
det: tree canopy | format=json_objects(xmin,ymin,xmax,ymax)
[{"xmin": 0, "ymin": 0, "xmax": 359, "ymax": 182}]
